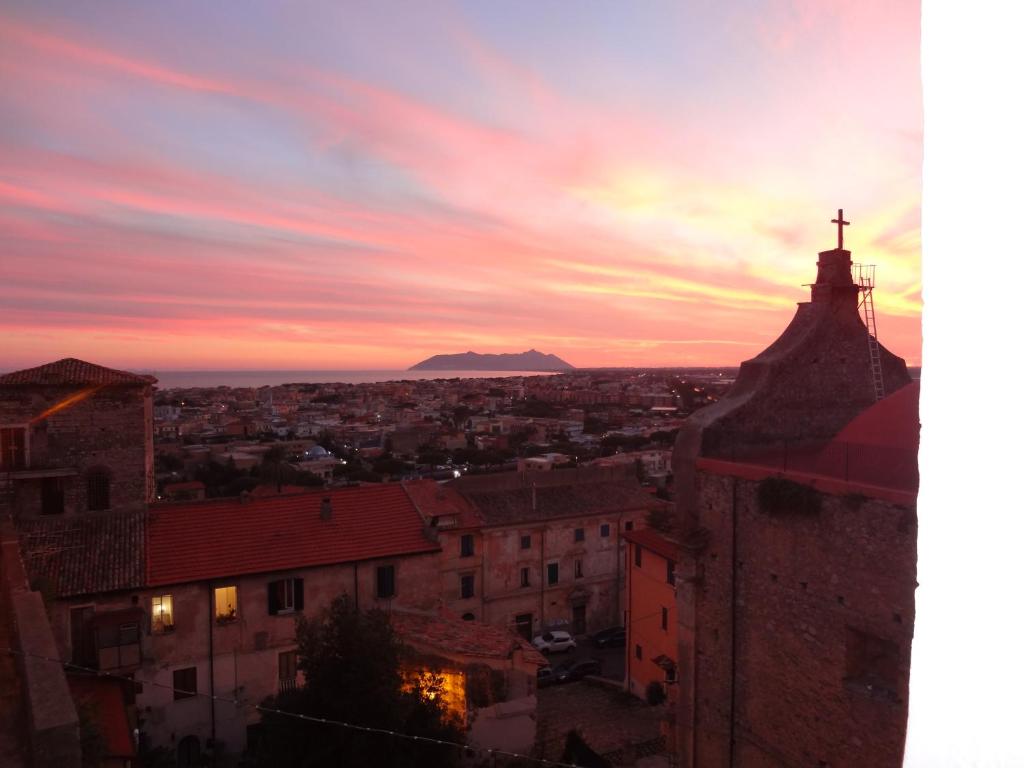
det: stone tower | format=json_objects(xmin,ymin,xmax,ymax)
[{"xmin": 673, "ymin": 240, "xmax": 911, "ymax": 528}]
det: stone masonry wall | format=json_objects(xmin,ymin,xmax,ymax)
[
  {"xmin": 688, "ymin": 469, "xmax": 916, "ymax": 768},
  {"xmin": 1, "ymin": 384, "xmax": 153, "ymax": 517}
]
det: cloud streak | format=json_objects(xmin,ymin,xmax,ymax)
[{"xmin": 0, "ymin": 3, "xmax": 921, "ymax": 371}]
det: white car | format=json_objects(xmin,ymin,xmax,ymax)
[{"xmin": 532, "ymin": 630, "xmax": 576, "ymax": 654}]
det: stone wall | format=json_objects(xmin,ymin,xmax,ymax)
[
  {"xmin": 474, "ymin": 511, "xmax": 647, "ymax": 638},
  {"xmin": 684, "ymin": 468, "xmax": 916, "ymax": 768},
  {"xmin": 1, "ymin": 384, "xmax": 153, "ymax": 518}
]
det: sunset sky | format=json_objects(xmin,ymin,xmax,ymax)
[{"xmin": 0, "ymin": 0, "xmax": 921, "ymax": 371}]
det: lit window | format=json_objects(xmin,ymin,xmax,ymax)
[
  {"xmin": 214, "ymin": 586, "xmax": 238, "ymax": 622},
  {"xmin": 152, "ymin": 594, "xmax": 174, "ymax": 633}
]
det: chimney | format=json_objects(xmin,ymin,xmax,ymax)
[{"xmin": 320, "ymin": 497, "xmax": 332, "ymax": 521}]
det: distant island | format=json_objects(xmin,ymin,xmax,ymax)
[{"xmin": 409, "ymin": 349, "xmax": 575, "ymax": 372}]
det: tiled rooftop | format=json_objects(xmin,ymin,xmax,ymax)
[
  {"xmin": 402, "ymin": 479, "xmax": 484, "ymax": 529},
  {"xmin": 461, "ymin": 481, "xmax": 663, "ymax": 526},
  {"xmin": 391, "ymin": 610, "xmax": 546, "ymax": 665},
  {"xmin": 0, "ymin": 358, "xmax": 156, "ymax": 387},
  {"xmin": 18, "ymin": 509, "xmax": 146, "ymax": 598},
  {"xmin": 147, "ymin": 484, "xmax": 440, "ymax": 586},
  {"xmin": 623, "ymin": 528, "xmax": 679, "ymax": 562}
]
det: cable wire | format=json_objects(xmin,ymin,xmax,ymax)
[{"xmin": 4, "ymin": 645, "xmax": 587, "ymax": 768}]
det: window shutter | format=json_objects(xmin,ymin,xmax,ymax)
[
  {"xmin": 268, "ymin": 581, "xmax": 280, "ymax": 615},
  {"xmin": 294, "ymin": 579, "xmax": 304, "ymax": 611}
]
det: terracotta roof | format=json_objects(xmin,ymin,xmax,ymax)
[
  {"xmin": 623, "ymin": 529, "xmax": 679, "ymax": 562},
  {"xmin": 0, "ymin": 358, "xmax": 156, "ymax": 387},
  {"xmin": 147, "ymin": 485, "xmax": 440, "ymax": 586},
  {"xmin": 18, "ymin": 510, "xmax": 146, "ymax": 598},
  {"xmin": 835, "ymin": 381, "xmax": 920, "ymax": 450},
  {"xmin": 67, "ymin": 676, "xmax": 136, "ymax": 758},
  {"xmin": 461, "ymin": 481, "xmax": 661, "ymax": 526},
  {"xmin": 402, "ymin": 479, "xmax": 484, "ymax": 529},
  {"xmin": 390, "ymin": 610, "xmax": 546, "ymax": 666}
]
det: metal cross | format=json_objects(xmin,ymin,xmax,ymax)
[{"xmin": 831, "ymin": 208, "xmax": 850, "ymax": 250}]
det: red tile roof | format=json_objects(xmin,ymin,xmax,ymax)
[
  {"xmin": 402, "ymin": 479, "xmax": 484, "ymax": 529},
  {"xmin": 623, "ymin": 529, "xmax": 679, "ymax": 562},
  {"xmin": 18, "ymin": 510, "xmax": 146, "ymax": 598},
  {"xmin": 0, "ymin": 358, "xmax": 156, "ymax": 387},
  {"xmin": 147, "ymin": 485, "xmax": 440, "ymax": 586},
  {"xmin": 835, "ymin": 381, "xmax": 920, "ymax": 450},
  {"xmin": 390, "ymin": 610, "xmax": 546, "ymax": 666}
]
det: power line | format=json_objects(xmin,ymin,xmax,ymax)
[{"xmin": 4, "ymin": 646, "xmax": 586, "ymax": 768}]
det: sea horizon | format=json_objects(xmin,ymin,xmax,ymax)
[{"xmin": 142, "ymin": 369, "xmax": 563, "ymax": 389}]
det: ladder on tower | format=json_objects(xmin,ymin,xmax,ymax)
[{"xmin": 854, "ymin": 263, "xmax": 886, "ymax": 402}]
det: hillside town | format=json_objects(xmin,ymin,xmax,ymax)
[
  {"xmin": 1, "ymin": 237, "xmax": 921, "ymax": 768},
  {"xmin": 149, "ymin": 368, "xmax": 731, "ymax": 502}
]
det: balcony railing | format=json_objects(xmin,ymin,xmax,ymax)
[{"xmin": 278, "ymin": 677, "xmax": 298, "ymax": 693}]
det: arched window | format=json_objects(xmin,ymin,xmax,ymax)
[
  {"xmin": 177, "ymin": 735, "xmax": 201, "ymax": 767},
  {"xmin": 86, "ymin": 468, "xmax": 111, "ymax": 511}
]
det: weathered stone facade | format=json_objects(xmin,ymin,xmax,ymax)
[
  {"xmin": 686, "ymin": 466, "xmax": 915, "ymax": 767},
  {"xmin": 0, "ymin": 359, "xmax": 155, "ymax": 520},
  {"xmin": 669, "ymin": 240, "xmax": 918, "ymax": 767}
]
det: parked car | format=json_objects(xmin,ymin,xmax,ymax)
[
  {"xmin": 552, "ymin": 658, "xmax": 603, "ymax": 684},
  {"xmin": 591, "ymin": 626, "xmax": 626, "ymax": 649},
  {"xmin": 532, "ymin": 630, "xmax": 577, "ymax": 654}
]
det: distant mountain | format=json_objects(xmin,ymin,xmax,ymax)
[{"xmin": 409, "ymin": 349, "xmax": 575, "ymax": 372}]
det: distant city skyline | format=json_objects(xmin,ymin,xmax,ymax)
[{"xmin": 1, "ymin": 1, "xmax": 921, "ymax": 370}]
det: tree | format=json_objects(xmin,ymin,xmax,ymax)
[{"xmin": 251, "ymin": 599, "xmax": 462, "ymax": 768}]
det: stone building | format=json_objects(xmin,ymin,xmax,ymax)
[
  {"xmin": 0, "ymin": 358, "xmax": 155, "ymax": 519},
  {"xmin": 422, "ymin": 466, "xmax": 668, "ymax": 641},
  {"xmin": 17, "ymin": 484, "xmax": 447, "ymax": 759},
  {"xmin": 670, "ymin": 231, "xmax": 918, "ymax": 767}
]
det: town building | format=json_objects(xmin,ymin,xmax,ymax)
[
  {"xmin": 390, "ymin": 610, "xmax": 547, "ymax": 756},
  {"xmin": 0, "ymin": 358, "xmax": 156, "ymax": 520},
  {"xmin": 623, "ymin": 528, "xmax": 679, "ymax": 704},
  {"xmin": 437, "ymin": 466, "xmax": 669, "ymax": 640},
  {"xmin": 17, "ymin": 484, "xmax": 447, "ymax": 758}
]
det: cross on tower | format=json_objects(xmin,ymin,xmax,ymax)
[{"xmin": 831, "ymin": 208, "xmax": 850, "ymax": 250}]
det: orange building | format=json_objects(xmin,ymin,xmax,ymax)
[{"xmin": 623, "ymin": 529, "xmax": 678, "ymax": 704}]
